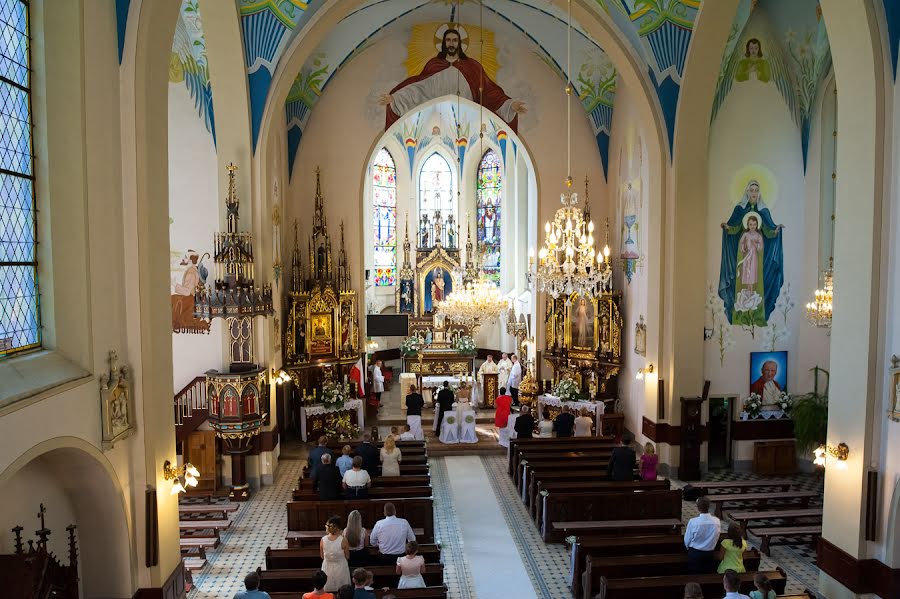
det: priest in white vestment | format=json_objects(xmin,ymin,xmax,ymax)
[{"xmin": 497, "ymin": 353, "xmax": 513, "ymax": 391}]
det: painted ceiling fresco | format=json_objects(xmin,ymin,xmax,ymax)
[
  {"xmin": 284, "ymin": 0, "xmax": 617, "ymax": 178},
  {"xmin": 711, "ymin": 0, "xmax": 832, "ymax": 169},
  {"xmin": 169, "ymin": 0, "xmax": 216, "ymax": 143}
]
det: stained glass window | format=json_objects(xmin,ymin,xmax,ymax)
[
  {"xmin": 0, "ymin": 0, "xmax": 40, "ymax": 358},
  {"xmin": 419, "ymin": 153, "xmax": 455, "ymax": 226},
  {"xmin": 372, "ymin": 148, "xmax": 397, "ymax": 286},
  {"xmin": 476, "ymin": 150, "xmax": 502, "ymax": 285}
]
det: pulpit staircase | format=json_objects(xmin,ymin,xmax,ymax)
[{"xmin": 174, "ymin": 376, "xmax": 208, "ymax": 444}]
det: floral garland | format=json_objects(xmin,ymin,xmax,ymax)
[
  {"xmin": 400, "ymin": 336, "xmax": 425, "ymax": 356},
  {"xmin": 454, "ymin": 335, "xmax": 476, "ymax": 355},
  {"xmin": 553, "ymin": 378, "xmax": 580, "ymax": 402},
  {"xmin": 743, "ymin": 392, "xmax": 763, "ymax": 419},
  {"xmin": 321, "ymin": 380, "xmax": 347, "ymax": 411}
]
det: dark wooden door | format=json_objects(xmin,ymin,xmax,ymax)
[{"xmin": 186, "ymin": 430, "xmax": 217, "ymax": 492}]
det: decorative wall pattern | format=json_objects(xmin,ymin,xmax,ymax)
[
  {"xmin": 169, "ymin": 0, "xmax": 216, "ymax": 142},
  {"xmin": 285, "ymin": 0, "xmax": 617, "ymax": 177},
  {"xmin": 711, "ymin": 0, "xmax": 832, "ymax": 169},
  {"xmin": 599, "ymin": 0, "xmax": 702, "ymax": 154}
]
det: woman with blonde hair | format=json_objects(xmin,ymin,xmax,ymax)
[
  {"xmin": 380, "ymin": 435, "xmax": 402, "ymax": 477},
  {"xmin": 343, "ymin": 509, "xmax": 369, "ymax": 567},
  {"xmin": 683, "ymin": 581, "xmax": 704, "ymax": 599},
  {"xmin": 320, "ymin": 515, "xmax": 350, "ymax": 590},
  {"xmin": 574, "ymin": 408, "xmax": 593, "ymax": 437},
  {"xmin": 640, "ymin": 441, "xmax": 659, "ymax": 480}
]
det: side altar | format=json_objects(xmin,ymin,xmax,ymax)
[{"xmin": 282, "ymin": 169, "xmax": 364, "ymax": 439}]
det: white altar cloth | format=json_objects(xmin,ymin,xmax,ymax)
[
  {"xmin": 299, "ymin": 399, "xmax": 364, "ymax": 441},
  {"xmin": 537, "ymin": 394, "xmax": 606, "ymax": 421}
]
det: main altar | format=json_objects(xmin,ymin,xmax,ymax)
[{"xmin": 282, "ymin": 169, "xmax": 363, "ymax": 440}]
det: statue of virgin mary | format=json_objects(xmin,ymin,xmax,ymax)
[{"xmin": 718, "ymin": 179, "xmax": 784, "ymax": 326}]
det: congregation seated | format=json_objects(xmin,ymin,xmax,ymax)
[
  {"xmin": 354, "ymin": 434, "xmax": 381, "ymax": 477},
  {"xmin": 234, "ymin": 571, "xmax": 271, "ymax": 599},
  {"xmin": 574, "ymin": 408, "xmax": 593, "ymax": 437},
  {"xmin": 317, "ymin": 454, "xmax": 343, "ymax": 501},
  {"xmin": 370, "ymin": 502, "xmax": 417, "ymax": 565},
  {"xmin": 685, "ymin": 496, "xmax": 722, "ymax": 574},
  {"xmin": 553, "ymin": 404, "xmax": 575, "ymax": 437},
  {"xmin": 607, "ymin": 432, "xmax": 637, "ymax": 481},
  {"xmin": 514, "ymin": 405, "xmax": 534, "ymax": 439},
  {"xmin": 538, "ymin": 407, "xmax": 553, "ymax": 438},
  {"xmin": 343, "ymin": 456, "xmax": 372, "ymax": 498}
]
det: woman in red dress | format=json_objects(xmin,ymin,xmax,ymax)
[{"xmin": 494, "ymin": 386, "xmax": 513, "ymax": 447}]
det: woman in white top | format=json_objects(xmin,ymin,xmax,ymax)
[
  {"xmin": 380, "ymin": 436, "xmax": 403, "ymax": 477},
  {"xmin": 343, "ymin": 509, "xmax": 369, "ymax": 567},
  {"xmin": 396, "ymin": 540, "xmax": 426, "ymax": 589},
  {"xmin": 574, "ymin": 408, "xmax": 594, "ymax": 437},
  {"xmin": 538, "ymin": 407, "xmax": 554, "ymax": 438},
  {"xmin": 320, "ymin": 515, "xmax": 351, "ymax": 591},
  {"xmin": 342, "ymin": 456, "xmax": 372, "ymax": 498}
]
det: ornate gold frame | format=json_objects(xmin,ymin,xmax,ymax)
[
  {"xmin": 415, "ymin": 245, "xmax": 459, "ymax": 316},
  {"xmin": 566, "ymin": 292, "xmax": 600, "ymax": 353}
]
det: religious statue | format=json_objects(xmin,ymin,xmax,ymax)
[
  {"xmin": 433, "ymin": 210, "xmax": 443, "ymax": 246},
  {"xmin": 400, "ymin": 280, "xmax": 413, "ymax": 313},
  {"xmin": 447, "ymin": 214, "xmax": 457, "ymax": 248},
  {"xmin": 419, "ymin": 213, "xmax": 430, "ymax": 247},
  {"xmin": 718, "ymin": 179, "xmax": 784, "ymax": 326},
  {"xmin": 600, "ymin": 314, "xmax": 611, "ymax": 353},
  {"xmin": 432, "ymin": 267, "xmax": 446, "ymax": 303}
]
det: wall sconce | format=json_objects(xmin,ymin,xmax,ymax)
[
  {"xmin": 163, "ymin": 460, "xmax": 200, "ymax": 495},
  {"xmin": 636, "ymin": 364, "xmax": 654, "ymax": 380},
  {"xmin": 271, "ymin": 369, "xmax": 291, "ymax": 385},
  {"xmin": 813, "ymin": 443, "xmax": 849, "ymax": 470}
]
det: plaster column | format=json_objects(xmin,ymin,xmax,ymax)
[{"xmin": 816, "ymin": 1, "xmax": 886, "ymax": 596}]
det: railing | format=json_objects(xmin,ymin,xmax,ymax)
[{"xmin": 174, "ymin": 376, "xmax": 207, "ymax": 427}]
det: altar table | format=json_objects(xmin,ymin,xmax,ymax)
[
  {"xmin": 537, "ymin": 394, "xmax": 609, "ymax": 437},
  {"xmin": 299, "ymin": 399, "xmax": 364, "ymax": 441}
]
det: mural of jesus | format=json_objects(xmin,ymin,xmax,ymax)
[{"xmin": 379, "ymin": 28, "xmax": 527, "ymax": 131}]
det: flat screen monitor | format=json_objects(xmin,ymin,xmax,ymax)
[{"xmin": 366, "ymin": 314, "xmax": 409, "ymax": 337}]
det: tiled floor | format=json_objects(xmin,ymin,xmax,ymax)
[{"xmin": 188, "ymin": 450, "xmax": 826, "ymax": 599}]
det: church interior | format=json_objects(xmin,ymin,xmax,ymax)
[{"xmin": 2, "ymin": 0, "xmax": 900, "ymax": 597}]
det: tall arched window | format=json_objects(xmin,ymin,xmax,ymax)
[
  {"xmin": 476, "ymin": 150, "xmax": 502, "ymax": 284},
  {"xmin": 0, "ymin": 0, "xmax": 40, "ymax": 357},
  {"xmin": 418, "ymin": 153, "xmax": 454, "ymax": 226},
  {"xmin": 372, "ymin": 148, "xmax": 397, "ymax": 286}
]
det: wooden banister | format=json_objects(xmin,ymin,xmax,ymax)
[{"xmin": 174, "ymin": 376, "xmax": 207, "ymax": 427}]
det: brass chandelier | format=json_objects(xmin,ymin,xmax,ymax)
[
  {"xmin": 437, "ymin": 277, "xmax": 508, "ymax": 335},
  {"xmin": 527, "ymin": 0, "xmax": 611, "ymax": 299}
]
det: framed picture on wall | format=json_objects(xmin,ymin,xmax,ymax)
[
  {"xmin": 749, "ymin": 351, "xmax": 787, "ymax": 407},
  {"xmin": 889, "ymin": 355, "xmax": 900, "ymax": 422}
]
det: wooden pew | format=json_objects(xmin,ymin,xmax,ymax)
[
  {"xmin": 581, "ymin": 550, "xmax": 762, "ymax": 599},
  {"xmin": 553, "ymin": 517, "xmax": 682, "ymax": 545},
  {"xmin": 267, "ymin": 587, "xmax": 447, "ymax": 599},
  {"xmin": 508, "ymin": 435, "xmax": 615, "ymax": 473},
  {"xmin": 258, "ymin": 564, "xmax": 445, "ymax": 592},
  {"xmin": 541, "ymin": 490, "xmax": 682, "ymax": 542},
  {"xmin": 594, "ymin": 568, "xmax": 787, "ymax": 599},
  {"xmin": 292, "ymin": 485, "xmax": 433, "ymax": 502},
  {"xmin": 748, "ymin": 524, "xmax": 822, "ymax": 556},
  {"xmin": 178, "ymin": 519, "xmax": 230, "ymax": 532},
  {"xmin": 707, "ymin": 490, "xmax": 819, "ymax": 518},
  {"xmin": 534, "ymin": 480, "xmax": 670, "ymax": 528},
  {"xmin": 510, "ymin": 438, "xmax": 617, "ymax": 477},
  {"xmin": 726, "ymin": 507, "xmax": 822, "ymax": 535},
  {"xmin": 265, "ymin": 544, "xmax": 441, "ymax": 569},
  {"xmin": 179, "ymin": 536, "xmax": 219, "ymax": 550},
  {"xmin": 689, "ymin": 479, "xmax": 793, "ymax": 494},
  {"xmin": 518, "ymin": 450, "xmax": 616, "ymax": 488},
  {"xmin": 183, "ymin": 556, "xmax": 207, "ymax": 572},
  {"xmin": 287, "ymin": 498, "xmax": 434, "ymax": 545},
  {"xmin": 296, "ymin": 475, "xmax": 432, "ymax": 490},
  {"xmin": 285, "ymin": 528, "xmax": 425, "ymax": 548},
  {"xmin": 178, "ymin": 502, "xmax": 239, "ymax": 519},
  {"xmin": 519, "ymin": 459, "xmax": 620, "ymax": 498},
  {"xmin": 568, "ymin": 534, "xmax": 687, "ymax": 598}
]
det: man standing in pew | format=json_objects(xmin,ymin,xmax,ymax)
[
  {"xmin": 355, "ymin": 432, "xmax": 380, "ymax": 477},
  {"xmin": 308, "ymin": 436, "xmax": 330, "ymax": 483},
  {"xmin": 607, "ymin": 432, "xmax": 637, "ymax": 481},
  {"xmin": 684, "ymin": 496, "xmax": 722, "ymax": 575},
  {"xmin": 553, "ymin": 404, "xmax": 575, "ymax": 437},
  {"xmin": 369, "ymin": 502, "xmax": 416, "ymax": 565},
  {"xmin": 317, "ymin": 453, "xmax": 343, "ymax": 500}
]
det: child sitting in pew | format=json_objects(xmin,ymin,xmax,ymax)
[
  {"xmin": 683, "ymin": 581, "xmax": 704, "ymax": 598},
  {"xmin": 750, "ymin": 573, "xmax": 776, "ymax": 599},
  {"xmin": 717, "ymin": 523, "xmax": 749, "ymax": 574}
]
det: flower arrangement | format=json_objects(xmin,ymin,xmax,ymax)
[
  {"xmin": 743, "ymin": 392, "xmax": 763, "ymax": 418},
  {"xmin": 321, "ymin": 380, "xmax": 347, "ymax": 411},
  {"xmin": 776, "ymin": 391, "xmax": 792, "ymax": 416},
  {"xmin": 400, "ymin": 336, "xmax": 425, "ymax": 356},
  {"xmin": 454, "ymin": 335, "xmax": 477, "ymax": 355},
  {"xmin": 324, "ymin": 412, "xmax": 360, "ymax": 442},
  {"xmin": 553, "ymin": 378, "xmax": 580, "ymax": 402}
]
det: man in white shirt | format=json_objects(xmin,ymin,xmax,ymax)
[
  {"xmin": 721, "ymin": 569, "xmax": 751, "ymax": 599},
  {"xmin": 497, "ymin": 352, "xmax": 513, "ymax": 390},
  {"xmin": 372, "ymin": 360, "xmax": 385, "ymax": 405},
  {"xmin": 399, "ymin": 423, "xmax": 416, "ymax": 441},
  {"xmin": 369, "ymin": 502, "xmax": 416, "ymax": 564},
  {"xmin": 507, "ymin": 354, "xmax": 522, "ymax": 406},
  {"xmin": 684, "ymin": 496, "xmax": 721, "ymax": 574}
]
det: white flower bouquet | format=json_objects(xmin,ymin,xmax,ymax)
[
  {"xmin": 400, "ymin": 336, "xmax": 425, "ymax": 356},
  {"xmin": 777, "ymin": 391, "xmax": 792, "ymax": 416},
  {"xmin": 454, "ymin": 335, "xmax": 477, "ymax": 355},
  {"xmin": 321, "ymin": 380, "xmax": 347, "ymax": 411},
  {"xmin": 553, "ymin": 378, "xmax": 580, "ymax": 402},
  {"xmin": 743, "ymin": 392, "xmax": 763, "ymax": 418}
]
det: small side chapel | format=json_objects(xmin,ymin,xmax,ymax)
[{"xmin": 4, "ymin": 1, "xmax": 900, "ymax": 598}]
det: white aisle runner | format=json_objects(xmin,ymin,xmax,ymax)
[{"xmin": 444, "ymin": 456, "xmax": 537, "ymax": 599}]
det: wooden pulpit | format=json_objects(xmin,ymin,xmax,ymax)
[{"xmin": 482, "ymin": 373, "xmax": 498, "ymax": 408}]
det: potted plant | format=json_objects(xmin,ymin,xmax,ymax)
[{"xmin": 791, "ymin": 366, "xmax": 829, "ymax": 453}]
